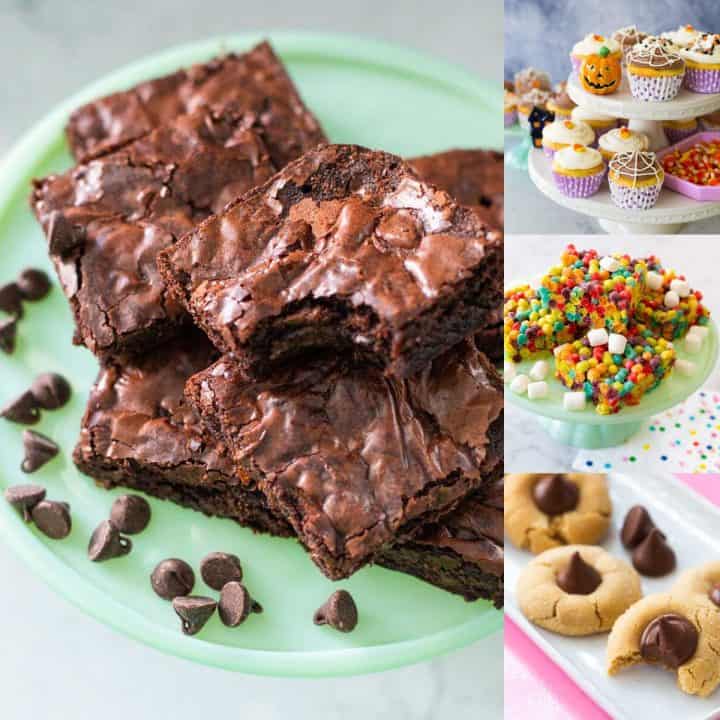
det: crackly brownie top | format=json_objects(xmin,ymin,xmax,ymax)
[
  {"xmin": 76, "ymin": 332, "xmax": 235, "ymax": 479},
  {"xmin": 160, "ymin": 144, "xmax": 500, "ymax": 356},
  {"xmin": 66, "ymin": 41, "xmax": 327, "ymax": 166},
  {"xmin": 409, "ymin": 148, "xmax": 504, "ymax": 229},
  {"xmin": 187, "ymin": 339, "xmax": 503, "ymax": 566},
  {"xmin": 31, "ymin": 107, "xmax": 276, "ymax": 355}
]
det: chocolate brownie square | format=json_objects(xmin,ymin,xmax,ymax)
[
  {"xmin": 31, "ymin": 107, "xmax": 276, "ymax": 357},
  {"xmin": 66, "ymin": 41, "xmax": 327, "ymax": 166},
  {"xmin": 73, "ymin": 331, "xmax": 292, "ymax": 537},
  {"xmin": 186, "ymin": 338, "xmax": 503, "ymax": 579},
  {"xmin": 159, "ymin": 144, "xmax": 503, "ymax": 379}
]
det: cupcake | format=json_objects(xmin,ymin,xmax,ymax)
[
  {"xmin": 608, "ymin": 150, "xmax": 665, "ymax": 210},
  {"xmin": 680, "ymin": 33, "xmax": 720, "ymax": 93},
  {"xmin": 552, "ymin": 144, "xmax": 606, "ymax": 198},
  {"xmin": 612, "ymin": 25, "xmax": 648, "ymax": 60},
  {"xmin": 513, "ymin": 67, "xmax": 552, "ymax": 96},
  {"xmin": 662, "ymin": 118, "xmax": 699, "ymax": 144},
  {"xmin": 662, "ymin": 24, "xmax": 703, "ymax": 49},
  {"xmin": 542, "ymin": 119, "xmax": 595, "ymax": 157},
  {"xmin": 570, "ymin": 34, "xmax": 622, "ymax": 75},
  {"xmin": 517, "ymin": 88, "xmax": 551, "ymax": 126},
  {"xmin": 699, "ymin": 110, "xmax": 720, "ymax": 130},
  {"xmin": 547, "ymin": 88, "xmax": 577, "ymax": 118},
  {"xmin": 626, "ymin": 40, "xmax": 686, "ymax": 102},
  {"xmin": 571, "ymin": 106, "xmax": 618, "ymax": 142},
  {"xmin": 505, "ymin": 88, "xmax": 518, "ymax": 127},
  {"xmin": 598, "ymin": 126, "xmax": 649, "ymax": 161}
]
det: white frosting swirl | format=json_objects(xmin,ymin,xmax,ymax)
[
  {"xmin": 543, "ymin": 119, "xmax": 595, "ymax": 146},
  {"xmin": 572, "ymin": 34, "xmax": 621, "ymax": 57},
  {"xmin": 662, "ymin": 25, "xmax": 703, "ymax": 48},
  {"xmin": 681, "ymin": 34, "xmax": 720, "ymax": 65},
  {"xmin": 571, "ymin": 106, "xmax": 616, "ymax": 124},
  {"xmin": 553, "ymin": 145, "xmax": 603, "ymax": 170},
  {"xmin": 599, "ymin": 127, "xmax": 649, "ymax": 154}
]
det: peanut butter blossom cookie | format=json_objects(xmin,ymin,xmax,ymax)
[{"xmin": 673, "ymin": 561, "xmax": 720, "ymax": 610}]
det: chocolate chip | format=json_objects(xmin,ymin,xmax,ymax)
[
  {"xmin": 172, "ymin": 596, "xmax": 217, "ymax": 635},
  {"xmin": 21, "ymin": 430, "xmax": 59, "ymax": 473},
  {"xmin": 640, "ymin": 613, "xmax": 698, "ymax": 669},
  {"xmin": 47, "ymin": 211, "xmax": 82, "ymax": 256},
  {"xmin": 200, "ymin": 551, "xmax": 243, "ymax": 590},
  {"xmin": 0, "ymin": 282, "xmax": 23, "ymax": 317},
  {"xmin": 16, "ymin": 269, "xmax": 50, "ymax": 301},
  {"xmin": 0, "ymin": 316, "xmax": 18, "ymax": 354},
  {"xmin": 151, "ymin": 558, "xmax": 195, "ymax": 600},
  {"xmin": 110, "ymin": 494, "xmax": 151, "ymax": 534},
  {"xmin": 1, "ymin": 391, "xmax": 41, "ymax": 425},
  {"xmin": 632, "ymin": 528, "xmax": 676, "ymax": 577},
  {"xmin": 313, "ymin": 590, "xmax": 358, "ymax": 633},
  {"xmin": 31, "ymin": 500, "xmax": 71, "ymax": 539},
  {"xmin": 88, "ymin": 520, "xmax": 132, "ymax": 561},
  {"xmin": 30, "ymin": 373, "xmax": 71, "ymax": 410},
  {"xmin": 218, "ymin": 581, "xmax": 262, "ymax": 627},
  {"xmin": 532, "ymin": 475, "xmax": 579, "ymax": 515},
  {"xmin": 621, "ymin": 505, "xmax": 655, "ymax": 549},
  {"xmin": 4, "ymin": 484, "xmax": 46, "ymax": 522},
  {"xmin": 556, "ymin": 551, "xmax": 602, "ymax": 595},
  {"xmin": 709, "ymin": 584, "xmax": 720, "ymax": 607}
]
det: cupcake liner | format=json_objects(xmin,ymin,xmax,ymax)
[
  {"xmin": 684, "ymin": 67, "xmax": 720, "ymax": 94},
  {"xmin": 504, "ymin": 110, "xmax": 517, "ymax": 127},
  {"xmin": 609, "ymin": 180, "xmax": 662, "ymax": 209},
  {"xmin": 552, "ymin": 169, "xmax": 604, "ymax": 198},
  {"xmin": 700, "ymin": 118, "xmax": 720, "ymax": 131},
  {"xmin": 543, "ymin": 146, "xmax": 557, "ymax": 159},
  {"xmin": 570, "ymin": 54, "xmax": 582, "ymax": 75},
  {"xmin": 628, "ymin": 71, "xmax": 684, "ymax": 102},
  {"xmin": 664, "ymin": 126, "xmax": 698, "ymax": 144}
]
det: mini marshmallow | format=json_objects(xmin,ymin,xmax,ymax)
[
  {"xmin": 608, "ymin": 333, "xmax": 627, "ymax": 355},
  {"xmin": 670, "ymin": 278, "xmax": 690, "ymax": 298},
  {"xmin": 504, "ymin": 362, "xmax": 517, "ymax": 384},
  {"xmin": 646, "ymin": 271, "xmax": 664, "ymax": 290},
  {"xmin": 554, "ymin": 344, "xmax": 566, "ymax": 357},
  {"xmin": 688, "ymin": 325, "xmax": 709, "ymax": 341},
  {"xmin": 529, "ymin": 360, "xmax": 549, "ymax": 381},
  {"xmin": 675, "ymin": 359, "xmax": 696, "ymax": 377},
  {"xmin": 527, "ymin": 381, "xmax": 548, "ymax": 400},
  {"xmin": 563, "ymin": 392, "xmax": 586, "ymax": 411},
  {"xmin": 599, "ymin": 256, "xmax": 620, "ymax": 272},
  {"xmin": 510, "ymin": 374, "xmax": 529, "ymax": 395},
  {"xmin": 664, "ymin": 290, "xmax": 680, "ymax": 309},
  {"xmin": 685, "ymin": 333, "xmax": 702, "ymax": 355},
  {"xmin": 587, "ymin": 328, "xmax": 609, "ymax": 347}
]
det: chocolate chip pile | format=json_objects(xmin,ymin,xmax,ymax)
[{"xmin": 0, "ymin": 268, "xmax": 50, "ymax": 353}]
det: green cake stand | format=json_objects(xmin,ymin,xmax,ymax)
[{"xmin": 506, "ymin": 321, "xmax": 719, "ymax": 449}]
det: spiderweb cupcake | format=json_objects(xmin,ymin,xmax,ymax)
[
  {"xmin": 680, "ymin": 33, "xmax": 720, "ymax": 94},
  {"xmin": 552, "ymin": 144, "xmax": 605, "ymax": 198},
  {"xmin": 627, "ymin": 40, "xmax": 686, "ymax": 102},
  {"xmin": 608, "ymin": 150, "xmax": 665, "ymax": 210}
]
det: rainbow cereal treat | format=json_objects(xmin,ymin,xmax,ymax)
[
  {"xmin": 635, "ymin": 258, "xmax": 710, "ymax": 340},
  {"xmin": 554, "ymin": 323, "xmax": 676, "ymax": 415}
]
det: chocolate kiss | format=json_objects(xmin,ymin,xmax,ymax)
[
  {"xmin": 632, "ymin": 528, "xmax": 676, "ymax": 577},
  {"xmin": 556, "ymin": 551, "xmax": 602, "ymax": 595},
  {"xmin": 710, "ymin": 584, "xmax": 720, "ymax": 608},
  {"xmin": 621, "ymin": 505, "xmax": 655, "ymax": 549},
  {"xmin": 640, "ymin": 613, "xmax": 698, "ymax": 669},
  {"xmin": 532, "ymin": 475, "xmax": 579, "ymax": 515}
]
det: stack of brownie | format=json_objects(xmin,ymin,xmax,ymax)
[{"xmin": 30, "ymin": 41, "xmax": 505, "ymax": 607}]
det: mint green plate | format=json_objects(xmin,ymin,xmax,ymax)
[{"xmin": 0, "ymin": 32, "xmax": 502, "ymax": 676}]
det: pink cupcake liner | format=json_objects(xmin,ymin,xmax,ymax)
[
  {"xmin": 664, "ymin": 126, "xmax": 699, "ymax": 144},
  {"xmin": 552, "ymin": 169, "xmax": 604, "ymax": 198},
  {"xmin": 609, "ymin": 180, "xmax": 662, "ymax": 210},
  {"xmin": 684, "ymin": 67, "xmax": 720, "ymax": 94},
  {"xmin": 628, "ymin": 71, "xmax": 684, "ymax": 102},
  {"xmin": 504, "ymin": 109, "xmax": 517, "ymax": 127}
]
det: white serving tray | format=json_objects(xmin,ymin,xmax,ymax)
[{"xmin": 505, "ymin": 472, "xmax": 720, "ymax": 720}]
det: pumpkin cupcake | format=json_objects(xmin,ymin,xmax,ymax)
[
  {"xmin": 578, "ymin": 45, "xmax": 623, "ymax": 95},
  {"xmin": 571, "ymin": 106, "xmax": 618, "ymax": 142},
  {"xmin": 570, "ymin": 34, "xmax": 622, "ymax": 75},
  {"xmin": 542, "ymin": 119, "xmax": 595, "ymax": 157},
  {"xmin": 626, "ymin": 40, "xmax": 686, "ymax": 102},
  {"xmin": 608, "ymin": 150, "xmax": 665, "ymax": 210},
  {"xmin": 598, "ymin": 126, "xmax": 649, "ymax": 161},
  {"xmin": 662, "ymin": 24, "xmax": 703, "ymax": 49},
  {"xmin": 612, "ymin": 25, "xmax": 648, "ymax": 60},
  {"xmin": 547, "ymin": 87, "xmax": 576, "ymax": 119},
  {"xmin": 662, "ymin": 118, "xmax": 699, "ymax": 144},
  {"xmin": 513, "ymin": 67, "xmax": 552, "ymax": 95},
  {"xmin": 680, "ymin": 33, "xmax": 720, "ymax": 94},
  {"xmin": 505, "ymin": 88, "xmax": 518, "ymax": 127},
  {"xmin": 552, "ymin": 144, "xmax": 606, "ymax": 198},
  {"xmin": 517, "ymin": 88, "xmax": 551, "ymax": 127}
]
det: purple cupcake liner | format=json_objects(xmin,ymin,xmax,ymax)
[
  {"xmin": 552, "ymin": 169, "xmax": 604, "ymax": 198},
  {"xmin": 628, "ymin": 72, "xmax": 684, "ymax": 102},
  {"xmin": 570, "ymin": 55, "xmax": 582, "ymax": 76},
  {"xmin": 543, "ymin": 145, "xmax": 557, "ymax": 158},
  {"xmin": 664, "ymin": 126, "xmax": 699, "ymax": 144},
  {"xmin": 684, "ymin": 67, "xmax": 720, "ymax": 94},
  {"xmin": 609, "ymin": 180, "xmax": 662, "ymax": 210},
  {"xmin": 504, "ymin": 110, "xmax": 517, "ymax": 127}
]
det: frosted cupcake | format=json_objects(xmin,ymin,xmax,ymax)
[
  {"xmin": 598, "ymin": 126, "xmax": 649, "ymax": 161},
  {"xmin": 662, "ymin": 118, "xmax": 699, "ymax": 144},
  {"xmin": 571, "ymin": 106, "xmax": 618, "ymax": 142},
  {"xmin": 517, "ymin": 88, "xmax": 551, "ymax": 126},
  {"xmin": 662, "ymin": 24, "xmax": 703, "ymax": 49},
  {"xmin": 542, "ymin": 119, "xmax": 595, "ymax": 157},
  {"xmin": 680, "ymin": 33, "xmax": 720, "ymax": 93},
  {"xmin": 513, "ymin": 67, "xmax": 552, "ymax": 95},
  {"xmin": 505, "ymin": 89, "xmax": 518, "ymax": 126},
  {"xmin": 608, "ymin": 150, "xmax": 665, "ymax": 210},
  {"xmin": 552, "ymin": 144, "xmax": 606, "ymax": 198},
  {"xmin": 626, "ymin": 40, "xmax": 686, "ymax": 102},
  {"xmin": 570, "ymin": 34, "xmax": 622, "ymax": 75},
  {"xmin": 612, "ymin": 25, "xmax": 648, "ymax": 60},
  {"xmin": 699, "ymin": 110, "xmax": 720, "ymax": 130},
  {"xmin": 547, "ymin": 88, "xmax": 576, "ymax": 119}
]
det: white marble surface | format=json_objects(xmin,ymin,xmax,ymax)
[
  {"xmin": 505, "ymin": 235, "xmax": 720, "ymax": 472},
  {"xmin": 0, "ymin": 2, "xmax": 503, "ymax": 719}
]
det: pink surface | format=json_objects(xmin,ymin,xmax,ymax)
[{"xmin": 505, "ymin": 474, "xmax": 720, "ymax": 720}]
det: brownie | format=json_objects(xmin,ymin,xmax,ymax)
[
  {"xmin": 186, "ymin": 338, "xmax": 504, "ymax": 579},
  {"xmin": 159, "ymin": 144, "xmax": 503, "ymax": 379},
  {"xmin": 73, "ymin": 331, "xmax": 292, "ymax": 537},
  {"xmin": 66, "ymin": 41, "xmax": 327, "ymax": 167},
  {"xmin": 31, "ymin": 107, "xmax": 276, "ymax": 357}
]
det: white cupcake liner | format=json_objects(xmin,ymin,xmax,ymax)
[
  {"xmin": 628, "ymin": 71, "xmax": 684, "ymax": 102},
  {"xmin": 609, "ymin": 180, "xmax": 662, "ymax": 210}
]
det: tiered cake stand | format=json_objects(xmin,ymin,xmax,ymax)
[{"xmin": 528, "ymin": 72, "xmax": 720, "ymax": 234}]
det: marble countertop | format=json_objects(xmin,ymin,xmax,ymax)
[
  {"xmin": 505, "ymin": 235, "xmax": 720, "ymax": 472},
  {"xmin": 0, "ymin": 2, "xmax": 502, "ymax": 719}
]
